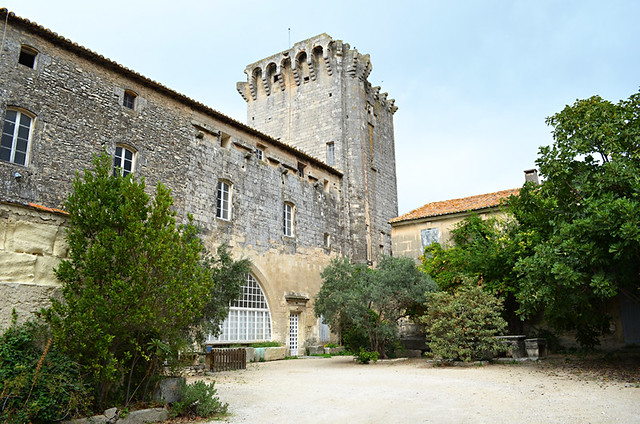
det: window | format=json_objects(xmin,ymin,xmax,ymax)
[
  {"xmin": 216, "ymin": 181, "xmax": 231, "ymax": 220},
  {"xmin": 207, "ymin": 274, "xmax": 272, "ymax": 343},
  {"xmin": 123, "ymin": 91, "xmax": 136, "ymax": 110},
  {"xmin": 421, "ymin": 228, "xmax": 440, "ymax": 250},
  {"xmin": 255, "ymin": 146, "xmax": 264, "ymax": 161},
  {"xmin": 297, "ymin": 162, "xmax": 305, "ymax": 178},
  {"xmin": 324, "ymin": 233, "xmax": 331, "ymax": 249},
  {"xmin": 1, "ymin": 109, "xmax": 32, "ymax": 166},
  {"xmin": 18, "ymin": 45, "xmax": 37, "ymax": 68},
  {"xmin": 113, "ymin": 145, "xmax": 135, "ymax": 176},
  {"xmin": 326, "ymin": 142, "xmax": 335, "ymax": 166},
  {"xmin": 283, "ymin": 202, "xmax": 294, "ymax": 237}
]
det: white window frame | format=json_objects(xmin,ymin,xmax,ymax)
[
  {"xmin": 255, "ymin": 147, "xmax": 264, "ymax": 161},
  {"xmin": 216, "ymin": 180, "xmax": 231, "ymax": 220},
  {"xmin": 207, "ymin": 274, "xmax": 272, "ymax": 343},
  {"xmin": 1, "ymin": 109, "xmax": 33, "ymax": 166},
  {"xmin": 283, "ymin": 202, "xmax": 294, "ymax": 237},
  {"xmin": 113, "ymin": 145, "xmax": 136, "ymax": 177}
]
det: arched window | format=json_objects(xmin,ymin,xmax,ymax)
[
  {"xmin": 1, "ymin": 109, "xmax": 33, "ymax": 166},
  {"xmin": 208, "ymin": 274, "xmax": 272, "ymax": 343}
]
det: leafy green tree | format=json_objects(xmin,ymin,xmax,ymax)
[
  {"xmin": 420, "ymin": 214, "xmax": 536, "ymax": 333},
  {"xmin": 422, "ymin": 283, "xmax": 507, "ymax": 362},
  {"xmin": 44, "ymin": 153, "xmax": 248, "ymax": 408},
  {"xmin": 509, "ymin": 91, "xmax": 640, "ymax": 346},
  {"xmin": 314, "ymin": 256, "xmax": 437, "ymax": 357}
]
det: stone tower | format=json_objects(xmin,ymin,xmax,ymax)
[{"xmin": 237, "ymin": 34, "xmax": 399, "ymax": 264}]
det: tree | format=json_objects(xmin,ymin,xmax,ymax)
[
  {"xmin": 509, "ymin": 91, "xmax": 640, "ymax": 346},
  {"xmin": 45, "ymin": 153, "xmax": 248, "ymax": 408},
  {"xmin": 420, "ymin": 214, "xmax": 536, "ymax": 333},
  {"xmin": 422, "ymin": 283, "xmax": 507, "ymax": 362},
  {"xmin": 314, "ymin": 256, "xmax": 437, "ymax": 357}
]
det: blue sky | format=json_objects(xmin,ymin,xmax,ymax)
[{"xmin": 4, "ymin": 0, "xmax": 639, "ymax": 214}]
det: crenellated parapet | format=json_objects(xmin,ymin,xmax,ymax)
[{"xmin": 237, "ymin": 33, "xmax": 396, "ymax": 114}]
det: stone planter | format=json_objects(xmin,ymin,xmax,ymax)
[
  {"xmin": 254, "ymin": 346, "xmax": 286, "ymax": 361},
  {"xmin": 525, "ymin": 338, "xmax": 547, "ymax": 358},
  {"xmin": 495, "ymin": 335, "xmax": 527, "ymax": 358},
  {"xmin": 324, "ymin": 346, "xmax": 345, "ymax": 355},
  {"xmin": 264, "ymin": 346, "xmax": 286, "ymax": 361}
]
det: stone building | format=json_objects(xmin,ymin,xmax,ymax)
[
  {"xmin": 390, "ymin": 188, "xmax": 520, "ymax": 261},
  {"xmin": 0, "ymin": 10, "xmax": 398, "ymax": 354}
]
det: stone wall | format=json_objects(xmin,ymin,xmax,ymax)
[
  {"xmin": 0, "ymin": 202, "xmax": 67, "ymax": 328},
  {"xmin": 0, "ymin": 12, "xmax": 352, "ymax": 347},
  {"xmin": 238, "ymin": 34, "xmax": 398, "ymax": 265}
]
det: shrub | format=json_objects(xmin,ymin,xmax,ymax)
[
  {"xmin": 171, "ymin": 380, "xmax": 228, "ymax": 419},
  {"xmin": 355, "ymin": 348, "xmax": 379, "ymax": 364},
  {"xmin": 422, "ymin": 285, "xmax": 507, "ymax": 362},
  {"xmin": 0, "ymin": 319, "xmax": 91, "ymax": 423},
  {"xmin": 250, "ymin": 341, "xmax": 282, "ymax": 348}
]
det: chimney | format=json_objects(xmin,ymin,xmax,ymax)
[{"xmin": 524, "ymin": 169, "xmax": 539, "ymax": 185}]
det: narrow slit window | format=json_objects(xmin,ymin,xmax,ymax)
[
  {"xmin": 283, "ymin": 203, "xmax": 294, "ymax": 237},
  {"xmin": 216, "ymin": 181, "xmax": 231, "ymax": 220}
]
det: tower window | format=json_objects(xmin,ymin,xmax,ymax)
[
  {"xmin": 18, "ymin": 45, "xmax": 38, "ymax": 68},
  {"xmin": 297, "ymin": 162, "xmax": 306, "ymax": 178},
  {"xmin": 255, "ymin": 145, "xmax": 265, "ymax": 161},
  {"xmin": 123, "ymin": 91, "xmax": 136, "ymax": 110},
  {"xmin": 216, "ymin": 180, "xmax": 231, "ymax": 220},
  {"xmin": 1, "ymin": 109, "xmax": 33, "ymax": 166},
  {"xmin": 326, "ymin": 142, "xmax": 335, "ymax": 166},
  {"xmin": 113, "ymin": 145, "xmax": 135, "ymax": 176}
]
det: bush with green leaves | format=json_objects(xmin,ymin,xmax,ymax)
[
  {"xmin": 44, "ymin": 153, "xmax": 250, "ymax": 409},
  {"xmin": 354, "ymin": 348, "xmax": 379, "ymax": 364},
  {"xmin": 170, "ymin": 380, "xmax": 228, "ymax": 419},
  {"xmin": 422, "ymin": 284, "xmax": 507, "ymax": 362},
  {"xmin": 0, "ymin": 318, "xmax": 91, "ymax": 423}
]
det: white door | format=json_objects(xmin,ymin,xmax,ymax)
[{"xmin": 289, "ymin": 314, "xmax": 299, "ymax": 356}]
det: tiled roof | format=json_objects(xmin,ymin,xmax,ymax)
[
  {"xmin": 390, "ymin": 188, "xmax": 520, "ymax": 224},
  {"xmin": 28, "ymin": 202, "xmax": 69, "ymax": 215}
]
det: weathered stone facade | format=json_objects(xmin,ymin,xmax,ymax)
[
  {"xmin": 238, "ymin": 34, "xmax": 399, "ymax": 264},
  {"xmin": 0, "ymin": 11, "xmax": 399, "ymax": 351}
]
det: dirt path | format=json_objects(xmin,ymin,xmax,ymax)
[{"xmin": 194, "ymin": 356, "xmax": 639, "ymax": 423}]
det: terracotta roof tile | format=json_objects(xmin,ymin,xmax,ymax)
[
  {"xmin": 390, "ymin": 188, "xmax": 520, "ymax": 224},
  {"xmin": 28, "ymin": 203, "xmax": 69, "ymax": 215}
]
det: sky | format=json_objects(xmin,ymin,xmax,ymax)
[{"xmin": 4, "ymin": 0, "xmax": 639, "ymax": 214}]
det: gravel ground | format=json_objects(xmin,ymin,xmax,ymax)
[{"xmin": 191, "ymin": 354, "xmax": 640, "ymax": 424}]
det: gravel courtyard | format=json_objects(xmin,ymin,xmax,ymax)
[{"xmin": 193, "ymin": 355, "xmax": 640, "ymax": 424}]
